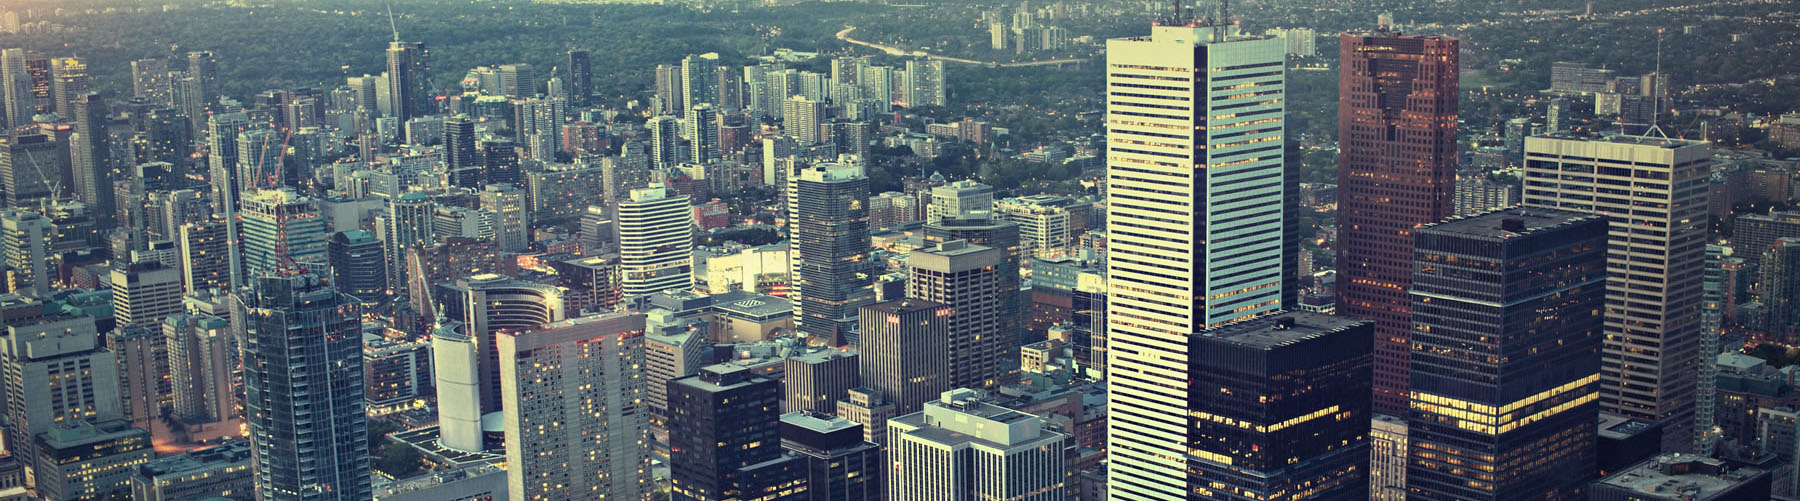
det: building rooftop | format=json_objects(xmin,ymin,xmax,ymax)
[
  {"xmin": 1597, "ymin": 413, "xmax": 1659, "ymax": 440},
  {"xmin": 1597, "ymin": 454, "xmax": 1766, "ymax": 498},
  {"xmin": 711, "ymin": 291, "xmax": 792, "ymax": 319},
  {"xmin": 1418, "ymin": 207, "xmax": 1601, "ymax": 241},
  {"xmin": 1194, "ymin": 311, "xmax": 1368, "ymax": 349},
  {"xmin": 862, "ymin": 298, "xmax": 947, "ymax": 316},
  {"xmin": 1535, "ymin": 131, "xmax": 1706, "ymax": 149},
  {"xmin": 133, "ymin": 439, "xmax": 251, "ymax": 479}
]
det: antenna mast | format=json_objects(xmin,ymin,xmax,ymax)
[
  {"xmin": 1643, "ymin": 28, "xmax": 1668, "ymax": 138},
  {"xmin": 387, "ymin": 4, "xmax": 400, "ymax": 43}
]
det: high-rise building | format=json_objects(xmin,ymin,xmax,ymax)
[
  {"xmin": 1523, "ymin": 133, "xmax": 1710, "ymax": 452},
  {"xmin": 993, "ymin": 194, "xmax": 1091, "ymax": 256},
  {"xmin": 908, "ymin": 240, "xmax": 1007, "ymax": 390},
  {"xmin": 239, "ymin": 188, "xmax": 328, "ymax": 278},
  {"xmin": 178, "ymin": 220, "xmax": 231, "ymax": 294},
  {"xmin": 783, "ymin": 96, "xmax": 825, "ymax": 145},
  {"xmin": 385, "ymin": 192, "xmax": 434, "ymax": 295},
  {"xmin": 234, "ymin": 272, "xmax": 369, "ymax": 501},
  {"xmin": 668, "ymin": 364, "xmax": 802, "ymax": 501},
  {"xmin": 888, "ymin": 389, "xmax": 1070, "ymax": 501},
  {"xmin": 858, "ymin": 299, "xmax": 950, "ymax": 415},
  {"xmin": 1335, "ymin": 31, "xmax": 1460, "ymax": 416},
  {"xmin": 681, "ymin": 54, "xmax": 719, "ymax": 117},
  {"xmin": 791, "ymin": 163, "xmax": 875, "ymax": 345},
  {"xmin": 186, "ymin": 51, "xmax": 218, "ymax": 109},
  {"xmin": 436, "ymin": 275, "xmax": 566, "ymax": 417},
  {"xmin": 1728, "ymin": 210, "xmax": 1800, "ymax": 267},
  {"xmin": 0, "ymin": 208, "xmax": 53, "ymax": 296},
  {"xmin": 1105, "ymin": 18, "xmax": 1288, "ymax": 501},
  {"xmin": 480, "ymin": 184, "xmax": 529, "ymax": 252},
  {"xmin": 70, "ymin": 92, "xmax": 113, "ymax": 227},
  {"xmin": 128, "ymin": 439, "xmax": 253, "ymax": 501},
  {"xmin": 649, "ymin": 115, "xmax": 683, "ymax": 168},
  {"xmin": 617, "ymin": 184, "xmax": 694, "ymax": 298},
  {"xmin": 568, "ymin": 50, "xmax": 593, "ymax": 107},
  {"xmin": 131, "ymin": 58, "xmax": 173, "ymax": 105},
  {"xmin": 1, "ymin": 49, "xmax": 35, "ymax": 127},
  {"xmin": 499, "ymin": 63, "xmax": 536, "ymax": 99},
  {"xmin": 498, "ymin": 312, "xmax": 652, "ymax": 501},
  {"xmin": 1, "ymin": 315, "xmax": 121, "ymax": 456},
  {"xmin": 926, "ymin": 179, "xmax": 994, "ymax": 222},
  {"xmin": 921, "ymin": 216, "xmax": 1023, "ymax": 354},
  {"xmin": 901, "ymin": 59, "xmax": 945, "ymax": 108},
  {"xmin": 646, "ymin": 311, "xmax": 709, "ymax": 427},
  {"xmin": 1452, "ymin": 172, "xmax": 1521, "ymax": 216},
  {"xmin": 780, "ymin": 411, "xmax": 883, "ymax": 500},
  {"xmin": 1187, "ymin": 311, "xmax": 1373, "ymax": 499},
  {"xmin": 686, "ymin": 103, "xmax": 720, "ymax": 164},
  {"xmin": 111, "ymin": 261, "xmax": 183, "ymax": 328},
  {"xmin": 1369, "ymin": 414, "xmax": 1408, "ymax": 500},
  {"xmin": 443, "ymin": 115, "xmax": 480, "ymax": 187},
  {"xmin": 49, "ymin": 57, "xmax": 88, "ymax": 116},
  {"xmin": 786, "ymin": 350, "xmax": 860, "ymax": 415},
  {"xmin": 1407, "ymin": 208, "xmax": 1607, "ymax": 499},
  {"xmin": 836, "ymin": 387, "xmax": 896, "ymax": 447},
  {"xmin": 1547, "ymin": 97, "xmax": 1570, "ymax": 132},
  {"xmin": 1, "ymin": 132, "xmax": 64, "ymax": 208},
  {"xmin": 164, "ymin": 311, "xmax": 235, "ymax": 425},
  {"xmin": 655, "ymin": 64, "xmax": 683, "ymax": 116},
  {"xmin": 327, "ymin": 230, "xmax": 386, "ymax": 300},
  {"xmin": 110, "ymin": 324, "xmax": 168, "ymax": 435},
  {"xmin": 235, "ymin": 128, "xmax": 282, "ymax": 195},
  {"xmin": 1761, "ymin": 238, "xmax": 1800, "ymax": 344},
  {"xmin": 385, "ymin": 41, "xmax": 429, "ymax": 121},
  {"xmin": 33, "ymin": 419, "xmax": 152, "ymax": 501}
]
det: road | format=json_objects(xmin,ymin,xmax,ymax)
[{"xmin": 835, "ymin": 26, "xmax": 1089, "ymax": 68}]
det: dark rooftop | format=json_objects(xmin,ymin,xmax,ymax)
[{"xmin": 1193, "ymin": 311, "xmax": 1367, "ymax": 349}]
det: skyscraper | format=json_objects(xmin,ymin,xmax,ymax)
[
  {"xmin": 443, "ymin": 115, "xmax": 480, "ymax": 188},
  {"xmin": 186, "ymin": 51, "xmax": 218, "ymax": 109},
  {"xmin": 480, "ymin": 184, "xmax": 529, "ymax": 252},
  {"xmin": 888, "ymin": 389, "xmax": 1070, "ymax": 501},
  {"xmin": 1406, "ymin": 208, "xmax": 1607, "ymax": 499},
  {"xmin": 206, "ymin": 112, "xmax": 253, "ymax": 216},
  {"xmin": 617, "ymin": 184, "xmax": 694, "ymax": 298},
  {"xmin": 0, "ymin": 208, "xmax": 54, "ymax": 296},
  {"xmin": 907, "ymin": 240, "xmax": 1007, "ymax": 390},
  {"xmin": 792, "ymin": 163, "xmax": 875, "ymax": 346},
  {"xmin": 783, "ymin": 96, "xmax": 824, "ymax": 145},
  {"xmin": 681, "ymin": 54, "xmax": 718, "ymax": 117},
  {"xmin": 1, "ymin": 132, "xmax": 65, "ymax": 208},
  {"xmin": 1523, "ymin": 133, "xmax": 1710, "ymax": 452},
  {"xmin": 385, "ymin": 41, "xmax": 429, "ymax": 121},
  {"xmin": 686, "ymin": 103, "xmax": 719, "ymax": 164},
  {"xmin": 1188, "ymin": 312, "xmax": 1374, "ymax": 499},
  {"xmin": 1335, "ymin": 31, "xmax": 1460, "ymax": 416},
  {"xmin": 857, "ymin": 299, "xmax": 950, "ymax": 415},
  {"xmin": 235, "ymin": 272, "xmax": 369, "ymax": 501},
  {"xmin": 327, "ymin": 230, "xmax": 386, "ymax": 300},
  {"xmin": 668, "ymin": 364, "xmax": 802, "ymax": 501},
  {"xmin": 568, "ymin": 49, "xmax": 593, "ymax": 107},
  {"xmin": 178, "ymin": 220, "xmax": 231, "ymax": 294},
  {"xmin": 1104, "ymin": 16, "xmax": 1288, "ymax": 501},
  {"xmin": 648, "ymin": 115, "xmax": 683, "ymax": 168},
  {"xmin": 111, "ymin": 261, "xmax": 183, "ymax": 328},
  {"xmin": 1, "ymin": 49, "xmax": 34, "ymax": 127},
  {"xmin": 926, "ymin": 179, "xmax": 994, "ymax": 222},
  {"xmin": 1, "ymin": 315, "xmax": 121, "ymax": 456},
  {"xmin": 780, "ymin": 412, "xmax": 883, "ymax": 500},
  {"xmin": 239, "ymin": 188, "xmax": 328, "ymax": 278},
  {"xmin": 384, "ymin": 192, "xmax": 433, "ymax": 296},
  {"xmin": 499, "ymin": 63, "xmax": 536, "ymax": 99},
  {"xmin": 1763, "ymin": 238, "xmax": 1800, "ymax": 344},
  {"xmin": 901, "ymin": 58, "xmax": 945, "ymax": 108},
  {"xmin": 785, "ymin": 350, "xmax": 860, "ymax": 415},
  {"xmin": 164, "ymin": 311, "xmax": 235, "ymax": 425},
  {"xmin": 436, "ymin": 275, "xmax": 566, "ymax": 416},
  {"xmin": 70, "ymin": 92, "xmax": 114, "ymax": 228},
  {"xmin": 49, "ymin": 57, "xmax": 88, "ymax": 115},
  {"xmin": 498, "ymin": 312, "xmax": 652, "ymax": 500}
]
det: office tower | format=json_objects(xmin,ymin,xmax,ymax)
[
  {"xmin": 327, "ymin": 230, "xmax": 386, "ymax": 300},
  {"xmin": 649, "ymin": 115, "xmax": 682, "ymax": 168},
  {"xmin": 481, "ymin": 138, "xmax": 520, "ymax": 186},
  {"xmin": 921, "ymin": 216, "xmax": 1022, "ymax": 353},
  {"xmin": 178, "ymin": 220, "xmax": 230, "ymax": 294},
  {"xmin": 3, "ymin": 314, "xmax": 122, "ymax": 455},
  {"xmin": 1105, "ymin": 17, "xmax": 1288, "ymax": 501},
  {"xmin": 430, "ymin": 320, "xmax": 485, "ymax": 452},
  {"xmin": 239, "ymin": 188, "xmax": 328, "ymax": 278},
  {"xmin": 1728, "ymin": 210, "xmax": 1800, "ymax": 267},
  {"xmin": 908, "ymin": 240, "xmax": 1006, "ymax": 390},
  {"xmin": 1523, "ymin": 133, "xmax": 1710, "ymax": 452},
  {"xmin": 131, "ymin": 58, "xmax": 172, "ymax": 105},
  {"xmin": 111, "ymin": 261, "xmax": 182, "ymax": 328},
  {"xmin": 443, "ymin": 114, "xmax": 479, "ymax": 187},
  {"xmin": 668, "ymin": 364, "xmax": 800, "ymax": 501},
  {"xmin": 70, "ymin": 92, "xmax": 113, "ymax": 227},
  {"xmin": 1369, "ymin": 414, "xmax": 1408, "ymax": 500},
  {"xmin": 138, "ymin": 108, "xmax": 191, "ymax": 166},
  {"xmin": 645, "ymin": 310, "xmax": 707, "ymax": 422},
  {"xmin": 792, "ymin": 163, "xmax": 875, "ymax": 345},
  {"xmin": 435, "ymin": 275, "xmax": 565, "ymax": 419},
  {"xmin": 686, "ymin": 103, "xmax": 719, "ymax": 164},
  {"xmin": 1188, "ymin": 312, "xmax": 1373, "ymax": 499},
  {"xmin": 927, "ymin": 179, "xmax": 994, "ymax": 222},
  {"xmin": 888, "ymin": 389, "xmax": 1070, "ymax": 501},
  {"xmin": 186, "ymin": 51, "xmax": 218, "ymax": 108},
  {"xmin": 165, "ymin": 311, "xmax": 235, "ymax": 424},
  {"xmin": 786, "ymin": 350, "xmax": 860, "ymax": 415},
  {"xmin": 235, "ymin": 128, "xmax": 281, "ymax": 194},
  {"xmin": 129, "ymin": 439, "xmax": 254, "ymax": 501},
  {"xmin": 781, "ymin": 412, "xmax": 883, "ymax": 500},
  {"xmin": 1547, "ymin": 96, "xmax": 1570, "ymax": 132},
  {"xmin": 0, "ymin": 208, "xmax": 53, "ymax": 296},
  {"xmin": 617, "ymin": 185, "xmax": 694, "ymax": 298},
  {"xmin": 1503, "ymin": 117, "xmax": 1531, "ymax": 166},
  {"xmin": 568, "ymin": 50, "xmax": 592, "ymax": 107},
  {"xmin": 33, "ymin": 420, "xmax": 152, "ymax": 501},
  {"xmin": 858, "ymin": 299, "xmax": 950, "ymax": 415},
  {"xmin": 836, "ymin": 387, "xmax": 895, "ymax": 447},
  {"xmin": 514, "ymin": 97, "xmax": 565, "ymax": 160},
  {"xmin": 655, "ymin": 64, "xmax": 683, "ymax": 115},
  {"xmin": 22, "ymin": 52, "xmax": 51, "ymax": 115},
  {"xmin": 385, "ymin": 192, "xmax": 433, "ymax": 294},
  {"xmin": 235, "ymin": 272, "xmax": 369, "ymax": 501},
  {"xmin": 205, "ymin": 112, "xmax": 252, "ymax": 215},
  {"xmin": 386, "ymin": 41, "xmax": 429, "ymax": 121},
  {"xmin": 1336, "ymin": 31, "xmax": 1460, "ymax": 416},
  {"xmin": 499, "ymin": 312, "xmax": 652, "ymax": 500},
  {"xmin": 718, "ymin": 67, "xmax": 745, "ymax": 112},
  {"xmin": 577, "ymin": 205, "xmax": 616, "ymax": 255},
  {"xmin": 1407, "ymin": 208, "xmax": 1607, "ymax": 499},
  {"xmin": 110, "ymin": 324, "xmax": 168, "ymax": 435},
  {"xmin": 1, "ymin": 49, "xmax": 32, "ymax": 127},
  {"xmin": 49, "ymin": 57, "xmax": 88, "ymax": 115},
  {"xmin": 783, "ymin": 96, "xmax": 825, "ymax": 145},
  {"xmin": 681, "ymin": 54, "xmax": 718, "ymax": 116},
  {"xmin": 1762, "ymin": 238, "xmax": 1800, "ymax": 344},
  {"xmin": 480, "ymin": 184, "xmax": 530, "ymax": 252},
  {"xmin": 901, "ymin": 58, "xmax": 946, "ymax": 108},
  {"xmin": 499, "ymin": 63, "xmax": 536, "ymax": 99},
  {"xmin": 994, "ymin": 195, "xmax": 1092, "ymax": 257},
  {"xmin": 2, "ymin": 133, "xmax": 64, "ymax": 208}
]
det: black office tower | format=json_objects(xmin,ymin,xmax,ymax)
[
  {"xmin": 1187, "ymin": 311, "xmax": 1373, "ymax": 500},
  {"xmin": 780, "ymin": 411, "xmax": 882, "ymax": 501},
  {"xmin": 1406, "ymin": 208, "xmax": 1607, "ymax": 500},
  {"xmin": 669, "ymin": 364, "xmax": 804, "ymax": 501},
  {"xmin": 444, "ymin": 115, "xmax": 480, "ymax": 188},
  {"xmin": 568, "ymin": 50, "xmax": 593, "ymax": 107},
  {"xmin": 327, "ymin": 230, "xmax": 386, "ymax": 301}
]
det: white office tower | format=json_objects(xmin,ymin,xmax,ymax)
[
  {"xmin": 1522, "ymin": 133, "xmax": 1711, "ymax": 453},
  {"xmin": 1103, "ymin": 18, "xmax": 1287, "ymax": 501},
  {"xmin": 481, "ymin": 184, "xmax": 530, "ymax": 252},
  {"xmin": 617, "ymin": 184, "xmax": 694, "ymax": 298},
  {"xmin": 0, "ymin": 208, "xmax": 54, "ymax": 296},
  {"xmin": 888, "ymin": 389, "xmax": 1070, "ymax": 501},
  {"xmin": 499, "ymin": 312, "xmax": 651, "ymax": 501},
  {"xmin": 433, "ymin": 320, "xmax": 484, "ymax": 453}
]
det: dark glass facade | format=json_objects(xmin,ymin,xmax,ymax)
[
  {"xmin": 793, "ymin": 166, "xmax": 875, "ymax": 347},
  {"xmin": 1335, "ymin": 32, "xmax": 1461, "ymax": 416},
  {"xmin": 1406, "ymin": 208, "xmax": 1606, "ymax": 500},
  {"xmin": 669, "ymin": 365, "xmax": 793, "ymax": 501}
]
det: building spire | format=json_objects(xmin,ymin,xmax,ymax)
[
  {"xmin": 387, "ymin": 4, "xmax": 400, "ymax": 43},
  {"xmin": 1643, "ymin": 28, "xmax": 1669, "ymax": 139}
]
